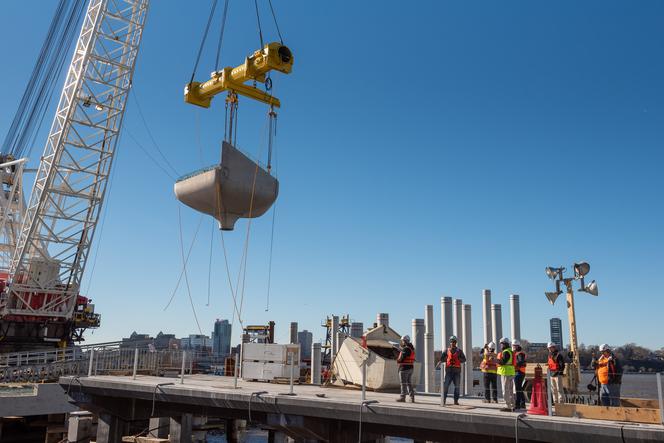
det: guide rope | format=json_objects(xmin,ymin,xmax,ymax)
[
  {"xmin": 177, "ymin": 206, "xmax": 204, "ymax": 334},
  {"xmin": 163, "ymin": 214, "xmax": 205, "ymax": 311},
  {"xmin": 131, "ymin": 89, "xmax": 180, "ymax": 178}
]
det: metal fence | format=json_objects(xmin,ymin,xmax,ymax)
[{"xmin": 0, "ymin": 344, "xmax": 211, "ymax": 383}]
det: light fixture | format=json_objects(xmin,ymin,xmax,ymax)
[
  {"xmin": 545, "ymin": 267, "xmax": 562, "ymax": 280},
  {"xmin": 545, "ymin": 291, "xmax": 561, "ymax": 305},
  {"xmin": 573, "ymin": 262, "xmax": 590, "ymax": 278},
  {"xmin": 582, "ymin": 280, "xmax": 599, "ymax": 296}
]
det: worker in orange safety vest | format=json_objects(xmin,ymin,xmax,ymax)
[
  {"xmin": 440, "ymin": 335, "xmax": 466, "ymax": 406},
  {"xmin": 512, "ymin": 339, "xmax": 527, "ymax": 410},
  {"xmin": 396, "ymin": 335, "xmax": 416, "ymax": 403},
  {"xmin": 547, "ymin": 342, "xmax": 566, "ymax": 404},
  {"xmin": 592, "ymin": 344, "xmax": 622, "ymax": 407},
  {"xmin": 480, "ymin": 341, "xmax": 498, "ymax": 403}
]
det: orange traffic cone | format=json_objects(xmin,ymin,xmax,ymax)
[{"xmin": 527, "ymin": 365, "xmax": 548, "ymax": 416}]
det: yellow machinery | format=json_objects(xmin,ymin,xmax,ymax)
[{"xmin": 184, "ymin": 42, "xmax": 293, "ymax": 108}]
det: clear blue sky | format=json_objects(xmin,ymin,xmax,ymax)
[{"xmin": 1, "ymin": 1, "xmax": 662, "ymax": 350}]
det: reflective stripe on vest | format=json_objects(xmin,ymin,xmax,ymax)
[
  {"xmin": 497, "ymin": 348, "xmax": 515, "ymax": 376},
  {"xmin": 515, "ymin": 350, "xmax": 527, "ymax": 374},
  {"xmin": 480, "ymin": 352, "xmax": 497, "ymax": 373},
  {"xmin": 446, "ymin": 347, "xmax": 462, "ymax": 368}
]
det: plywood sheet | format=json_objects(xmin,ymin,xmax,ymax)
[{"xmin": 555, "ymin": 403, "xmax": 661, "ymax": 425}]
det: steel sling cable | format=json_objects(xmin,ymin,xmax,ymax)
[
  {"xmin": 214, "ymin": 0, "xmax": 231, "ymax": 72},
  {"xmin": 22, "ymin": 0, "xmax": 84, "ymax": 159},
  {"xmin": 2, "ymin": 0, "xmax": 85, "ymax": 158},
  {"xmin": 253, "ymin": 0, "xmax": 265, "ymax": 48},
  {"xmin": 1, "ymin": 0, "xmax": 64, "ymax": 155},
  {"xmin": 267, "ymin": 0, "xmax": 284, "ymax": 44},
  {"xmin": 189, "ymin": 0, "xmax": 219, "ymax": 85}
]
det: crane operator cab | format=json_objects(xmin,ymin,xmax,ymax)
[{"xmin": 175, "ymin": 42, "xmax": 293, "ymax": 230}]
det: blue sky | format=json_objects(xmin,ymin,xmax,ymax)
[{"xmin": 1, "ymin": 1, "xmax": 662, "ymax": 350}]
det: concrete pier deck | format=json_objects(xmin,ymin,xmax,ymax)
[{"xmin": 60, "ymin": 374, "xmax": 664, "ymax": 442}]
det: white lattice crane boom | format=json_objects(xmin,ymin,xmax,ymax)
[{"xmin": 0, "ymin": 0, "xmax": 149, "ymax": 348}]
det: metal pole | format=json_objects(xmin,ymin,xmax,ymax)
[
  {"xmin": 87, "ymin": 349, "xmax": 94, "ymax": 377},
  {"xmin": 180, "ymin": 351, "xmax": 186, "ymax": 384},
  {"xmin": 440, "ymin": 363, "xmax": 445, "ymax": 406},
  {"xmin": 546, "ymin": 367, "xmax": 553, "ymax": 416},
  {"xmin": 564, "ymin": 281, "xmax": 581, "ymax": 393},
  {"xmin": 311, "ymin": 342, "xmax": 321, "ymax": 385},
  {"xmin": 233, "ymin": 351, "xmax": 239, "ymax": 389},
  {"xmin": 288, "ymin": 351, "xmax": 295, "ymax": 395},
  {"xmin": 361, "ymin": 361, "xmax": 367, "ymax": 403},
  {"xmin": 482, "ymin": 290, "xmax": 492, "ymax": 345},
  {"xmin": 657, "ymin": 372, "xmax": 664, "ymax": 426},
  {"xmin": 460, "ymin": 362, "xmax": 466, "ymax": 397},
  {"xmin": 132, "ymin": 348, "xmax": 139, "ymax": 380}
]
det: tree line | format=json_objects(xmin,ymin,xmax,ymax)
[{"xmin": 471, "ymin": 341, "xmax": 664, "ymax": 373}]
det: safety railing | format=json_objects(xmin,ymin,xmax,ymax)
[{"xmin": 0, "ymin": 345, "xmax": 214, "ymax": 383}]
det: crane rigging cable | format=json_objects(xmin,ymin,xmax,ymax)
[
  {"xmin": 189, "ymin": 0, "xmax": 219, "ymax": 85},
  {"xmin": 1, "ymin": 0, "xmax": 85, "ymax": 158},
  {"xmin": 215, "ymin": 0, "xmax": 231, "ymax": 72},
  {"xmin": 130, "ymin": 89, "xmax": 181, "ymax": 178},
  {"xmin": 254, "ymin": 0, "xmax": 265, "ymax": 49},
  {"xmin": 176, "ymin": 0, "xmax": 291, "ymax": 334}
]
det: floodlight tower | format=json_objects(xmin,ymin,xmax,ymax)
[{"xmin": 544, "ymin": 262, "xmax": 598, "ymax": 393}]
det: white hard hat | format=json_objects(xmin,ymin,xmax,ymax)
[
  {"xmin": 599, "ymin": 343, "xmax": 610, "ymax": 352},
  {"xmin": 512, "ymin": 339, "xmax": 521, "ymax": 347},
  {"xmin": 449, "ymin": 335, "xmax": 458, "ymax": 342},
  {"xmin": 499, "ymin": 337, "xmax": 510, "ymax": 345},
  {"xmin": 547, "ymin": 342, "xmax": 556, "ymax": 348},
  {"xmin": 487, "ymin": 341, "xmax": 495, "ymax": 349},
  {"xmin": 401, "ymin": 335, "xmax": 410, "ymax": 342}
]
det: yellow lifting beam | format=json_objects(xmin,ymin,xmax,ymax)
[{"xmin": 184, "ymin": 42, "xmax": 293, "ymax": 108}]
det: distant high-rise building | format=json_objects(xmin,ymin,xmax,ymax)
[
  {"xmin": 550, "ymin": 318, "xmax": 563, "ymax": 350},
  {"xmin": 297, "ymin": 330, "xmax": 313, "ymax": 360},
  {"xmin": 181, "ymin": 334, "xmax": 212, "ymax": 351},
  {"xmin": 212, "ymin": 319, "xmax": 232, "ymax": 357}
]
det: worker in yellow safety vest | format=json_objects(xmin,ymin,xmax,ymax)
[
  {"xmin": 496, "ymin": 337, "xmax": 515, "ymax": 411},
  {"xmin": 480, "ymin": 341, "xmax": 498, "ymax": 403}
]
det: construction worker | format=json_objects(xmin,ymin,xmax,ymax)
[
  {"xmin": 497, "ymin": 337, "xmax": 515, "ymax": 411},
  {"xmin": 396, "ymin": 335, "xmax": 415, "ymax": 403},
  {"xmin": 547, "ymin": 342, "xmax": 566, "ymax": 404},
  {"xmin": 479, "ymin": 341, "xmax": 498, "ymax": 403},
  {"xmin": 440, "ymin": 335, "xmax": 466, "ymax": 405},
  {"xmin": 592, "ymin": 344, "xmax": 622, "ymax": 407},
  {"xmin": 512, "ymin": 339, "xmax": 527, "ymax": 410}
]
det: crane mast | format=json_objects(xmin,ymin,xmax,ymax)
[{"xmin": 0, "ymin": 0, "xmax": 148, "ymax": 348}]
